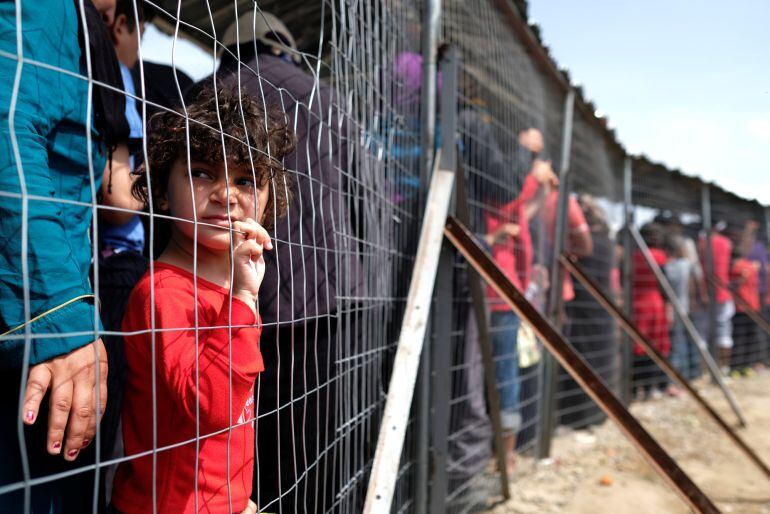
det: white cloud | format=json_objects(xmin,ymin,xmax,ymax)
[
  {"xmin": 747, "ymin": 117, "xmax": 770, "ymax": 142},
  {"xmin": 141, "ymin": 24, "xmax": 215, "ymax": 82}
]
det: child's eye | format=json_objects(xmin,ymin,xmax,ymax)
[
  {"xmin": 190, "ymin": 168, "xmax": 213, "ymax": 180},
  {"xmin": 236, "ymin": 177, "xmax": 255, "ymax": 188}
]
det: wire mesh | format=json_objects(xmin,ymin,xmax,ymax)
[{"xmin": 0, "ymin": 1, "xmax": 768, "ymax": 514}]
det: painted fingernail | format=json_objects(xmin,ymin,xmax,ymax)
[
  {"xmin": 52, "ymin": 441, "xmax": 61, "ymax": 450},
  {"xmin": 24, "ymin": 410, "xmax": 34, "ymax": 423},
  {"xmin": 67, "ymin": 449, "xmax": 79, "ymax": 458},
  {"xmin": 82, "ymin": 439, "xmax": 90, "ymax": 447}
]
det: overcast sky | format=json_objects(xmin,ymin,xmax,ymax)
[
  {"xmin": 142, "ymin": 2, "xmax": 770, "ymax": 204},
  {"xmin": 529, "ymin": 0, "xmax": 770, "ymax": 205}
]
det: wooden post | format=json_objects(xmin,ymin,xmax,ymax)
[{"xmin": 363, "ymin": 155, "xmax": 455, "ymax": 514}]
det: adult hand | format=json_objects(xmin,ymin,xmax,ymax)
[
  {"xmin": 531, "ymin": 158, "xmax": 558, "ymax": 187},
  {"xmin": 22, "ymin": 339, "xmax": 108, "ymax": 461}
]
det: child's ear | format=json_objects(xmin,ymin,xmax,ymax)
[{"xmin": 157, "ymin": 194, "xmax": 169, "ymax": 212}]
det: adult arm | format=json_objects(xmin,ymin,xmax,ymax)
[
  {"xmin": 99, "ymin": 143, "xmax": 144, "ymax": 225},
  {"xmin": 565, "ymin": 197, "xmax": 593, "ymax": 257}
]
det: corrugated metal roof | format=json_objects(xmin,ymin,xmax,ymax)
[{"xmin": 146, "ymin": 1, "xmax": 330, "ymax": 54}]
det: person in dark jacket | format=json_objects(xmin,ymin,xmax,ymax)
[
  {"xmin": 558, "ymin": 194, "xmax": 617, "ymax": 428},
  {"xmin": 199, "ymin": 11, "xmax": 362, "ymax": 513}
]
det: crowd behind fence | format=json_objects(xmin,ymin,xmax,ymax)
[{"xmin": 0, "ymin": 1, "xmax": 767, "ymax": 513}]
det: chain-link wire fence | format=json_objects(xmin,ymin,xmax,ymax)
[{"xmin": 0, "ymin": 1, "xmax": 767, "ymax": 513}]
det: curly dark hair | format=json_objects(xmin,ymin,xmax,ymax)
[{"xmin": 132, "ymin": 86, "xmax": 295, "ymax": 230}]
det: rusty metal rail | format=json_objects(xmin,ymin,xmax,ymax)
[
  {"xmin": 561, "ymin": 254, "xmax": 770, "ymax": 480},
  {"xmin": 629, "ymin": 226, "xmax": 747, "ymax": 427},
  {"xmin": 443, "ymin": 215, "xmax": 721, "ymax": 514}
]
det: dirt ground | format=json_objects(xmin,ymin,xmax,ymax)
[{"xmin": 487, "ymin": 371, "xmax": 770, "ymax": 514}]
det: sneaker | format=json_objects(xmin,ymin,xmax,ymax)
[
  {"xmin": 665, "ymin": 384, "xmax": 684, "ymax": 397},
  {"xmin": 649, "ymin": 388, "xmax": 664, "ymax": 400}
]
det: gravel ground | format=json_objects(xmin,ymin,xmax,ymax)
[{"xmin": 478, "ymin": 370, "xmax": 770, "ymax": 514}]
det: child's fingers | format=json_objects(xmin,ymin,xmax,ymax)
[
  {"xmin": 46, "ymin": 378, "xmax": 74, "ymax": 455},
  {"xmin": 235, "ymin": 219, "xmax": 272, "ymax": 250},
  {"xmin": 235, "ymin": 239, "xmax": 264, "ymax": 262},
  {"xmin": 232, "ymin": 220, "xmax": 257, "ymax": 239},
  {"xmin": 239, "ymin": 499, "xmax": 258, "ymax": 514},
  {"xmin": 251, "ymin": 223, "xmax": 272, "ymax": 250},
  {"xmin": 23, "ymin": 364, "xmax": 52, "ymax": 425}
]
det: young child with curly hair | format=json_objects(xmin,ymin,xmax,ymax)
[{"xmin": 111, "ymin": 86, "xmax": 295, "ymax": 514}]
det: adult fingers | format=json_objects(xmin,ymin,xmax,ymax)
[
  {"xmin": 46, "ymin": 377, "xmax": 73, "ymax": 455},
  {"xmin": 22, "ymin": 364, "xmax": 52, "ymax": 425},
  {"xmin": 97, "ymin": 359, "xmax": 108, "ymax": 421},
  {"xmin": 62, "ymin": 378, "xmax": 94, "ymax": 461}
]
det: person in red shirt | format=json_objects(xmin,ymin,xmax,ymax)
[
  {"xmin": 730, "ymin": 249, "xmax": 761, "ymax": 372},
  {"xmin": 698, "ymin": 222, "xmax": 735, "ymax": 373},
  {"xmin": 484, "ymin": 127, "xmax": 557, "ymax": 474},
  {"xmin": 542, "ymin": 188, "xmax": 593, "ymax": 302},
  {"xmin": 631, "ymin": 223, "xmax": 671, "ymax": 399},
  {"xmin": 112, "ymin": 87, "xmax": 295, "ymax": 514}
]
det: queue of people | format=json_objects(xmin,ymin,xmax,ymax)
[
  {"xmin": 1, "ymin": 1, "xmax": 769, "ymax": 512},
  {"xmin": 472, "ymin": 123, "xmax": 769, "ymax": 476}
]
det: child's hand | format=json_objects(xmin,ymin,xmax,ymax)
[
  {"xmin": 239, "ymin": 500, "xmax": 258, "ymax": 514},
  {"xmin": 232, "ymin": 218, "xmax": 272, "ymax": 312},
  {"xmin": 485, "ymin": 223, "xmax": 520, "ymax": 247}
]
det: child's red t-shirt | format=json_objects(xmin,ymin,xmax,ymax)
[
  {"xmin": 112, "ymin": 262, "xmax": 263, "ymax": 514},
  {"xmin": 732, "ymin": 258, "xmax": 760, "ymax": 312}
]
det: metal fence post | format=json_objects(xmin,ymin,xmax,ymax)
[
  {"xmin": 620, "ymin": 157, "xmax": 634, "ymax": 405},
  {"xmin": 701, "ymin": 184, "xmax": 717, "ymax": 360},
  {"xmin": 536, "ymin": 89, "xmax": 576, "ymax": 460},
  {"xmin": 414, "ymin": 2, "xmax": 441, "ymax": 512},
  {"xmin": 427, "ymin": 45, "xmax": 459, "ymax": 514},
  {"xmin": 419, "ymin": 0, "xmax": 441, "ymax": 194}
]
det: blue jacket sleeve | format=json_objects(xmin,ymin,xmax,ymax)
[{"xmin": 0, "ymin": 0, "xmax": 104, "ymax": 367}]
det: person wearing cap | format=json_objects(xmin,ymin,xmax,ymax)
[{"xmin": 199, "ymin": 10, "xmax": 359, "ymax": 512}]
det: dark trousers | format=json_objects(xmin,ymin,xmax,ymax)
[
  {"xmin": 632, "ymin": 354, "xmax": 667, "ymax": 393},
  {"xmin": 731, "ymin": 312, "xmax": 760, "ymax": 370},
  {"xmin": 253, "ymin": 315, "xmax": 338, "ymax": 513},
  {"xmin": 516, "ymin": 364, "xmax": 541, "ymax": 450}
]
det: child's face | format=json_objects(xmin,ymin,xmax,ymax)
[{"xmin": 165, "ymin": 158, "xmax": 270, "ymax": 252}]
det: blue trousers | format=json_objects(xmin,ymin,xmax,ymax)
[{"xmin": 490, "ymin": 312, "xmax": 521, "ymax": 431}]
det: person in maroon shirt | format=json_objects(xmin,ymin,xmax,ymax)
[{"xmin": 112, "ymin": 87, "xmax": 295, "ymax": 514}]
